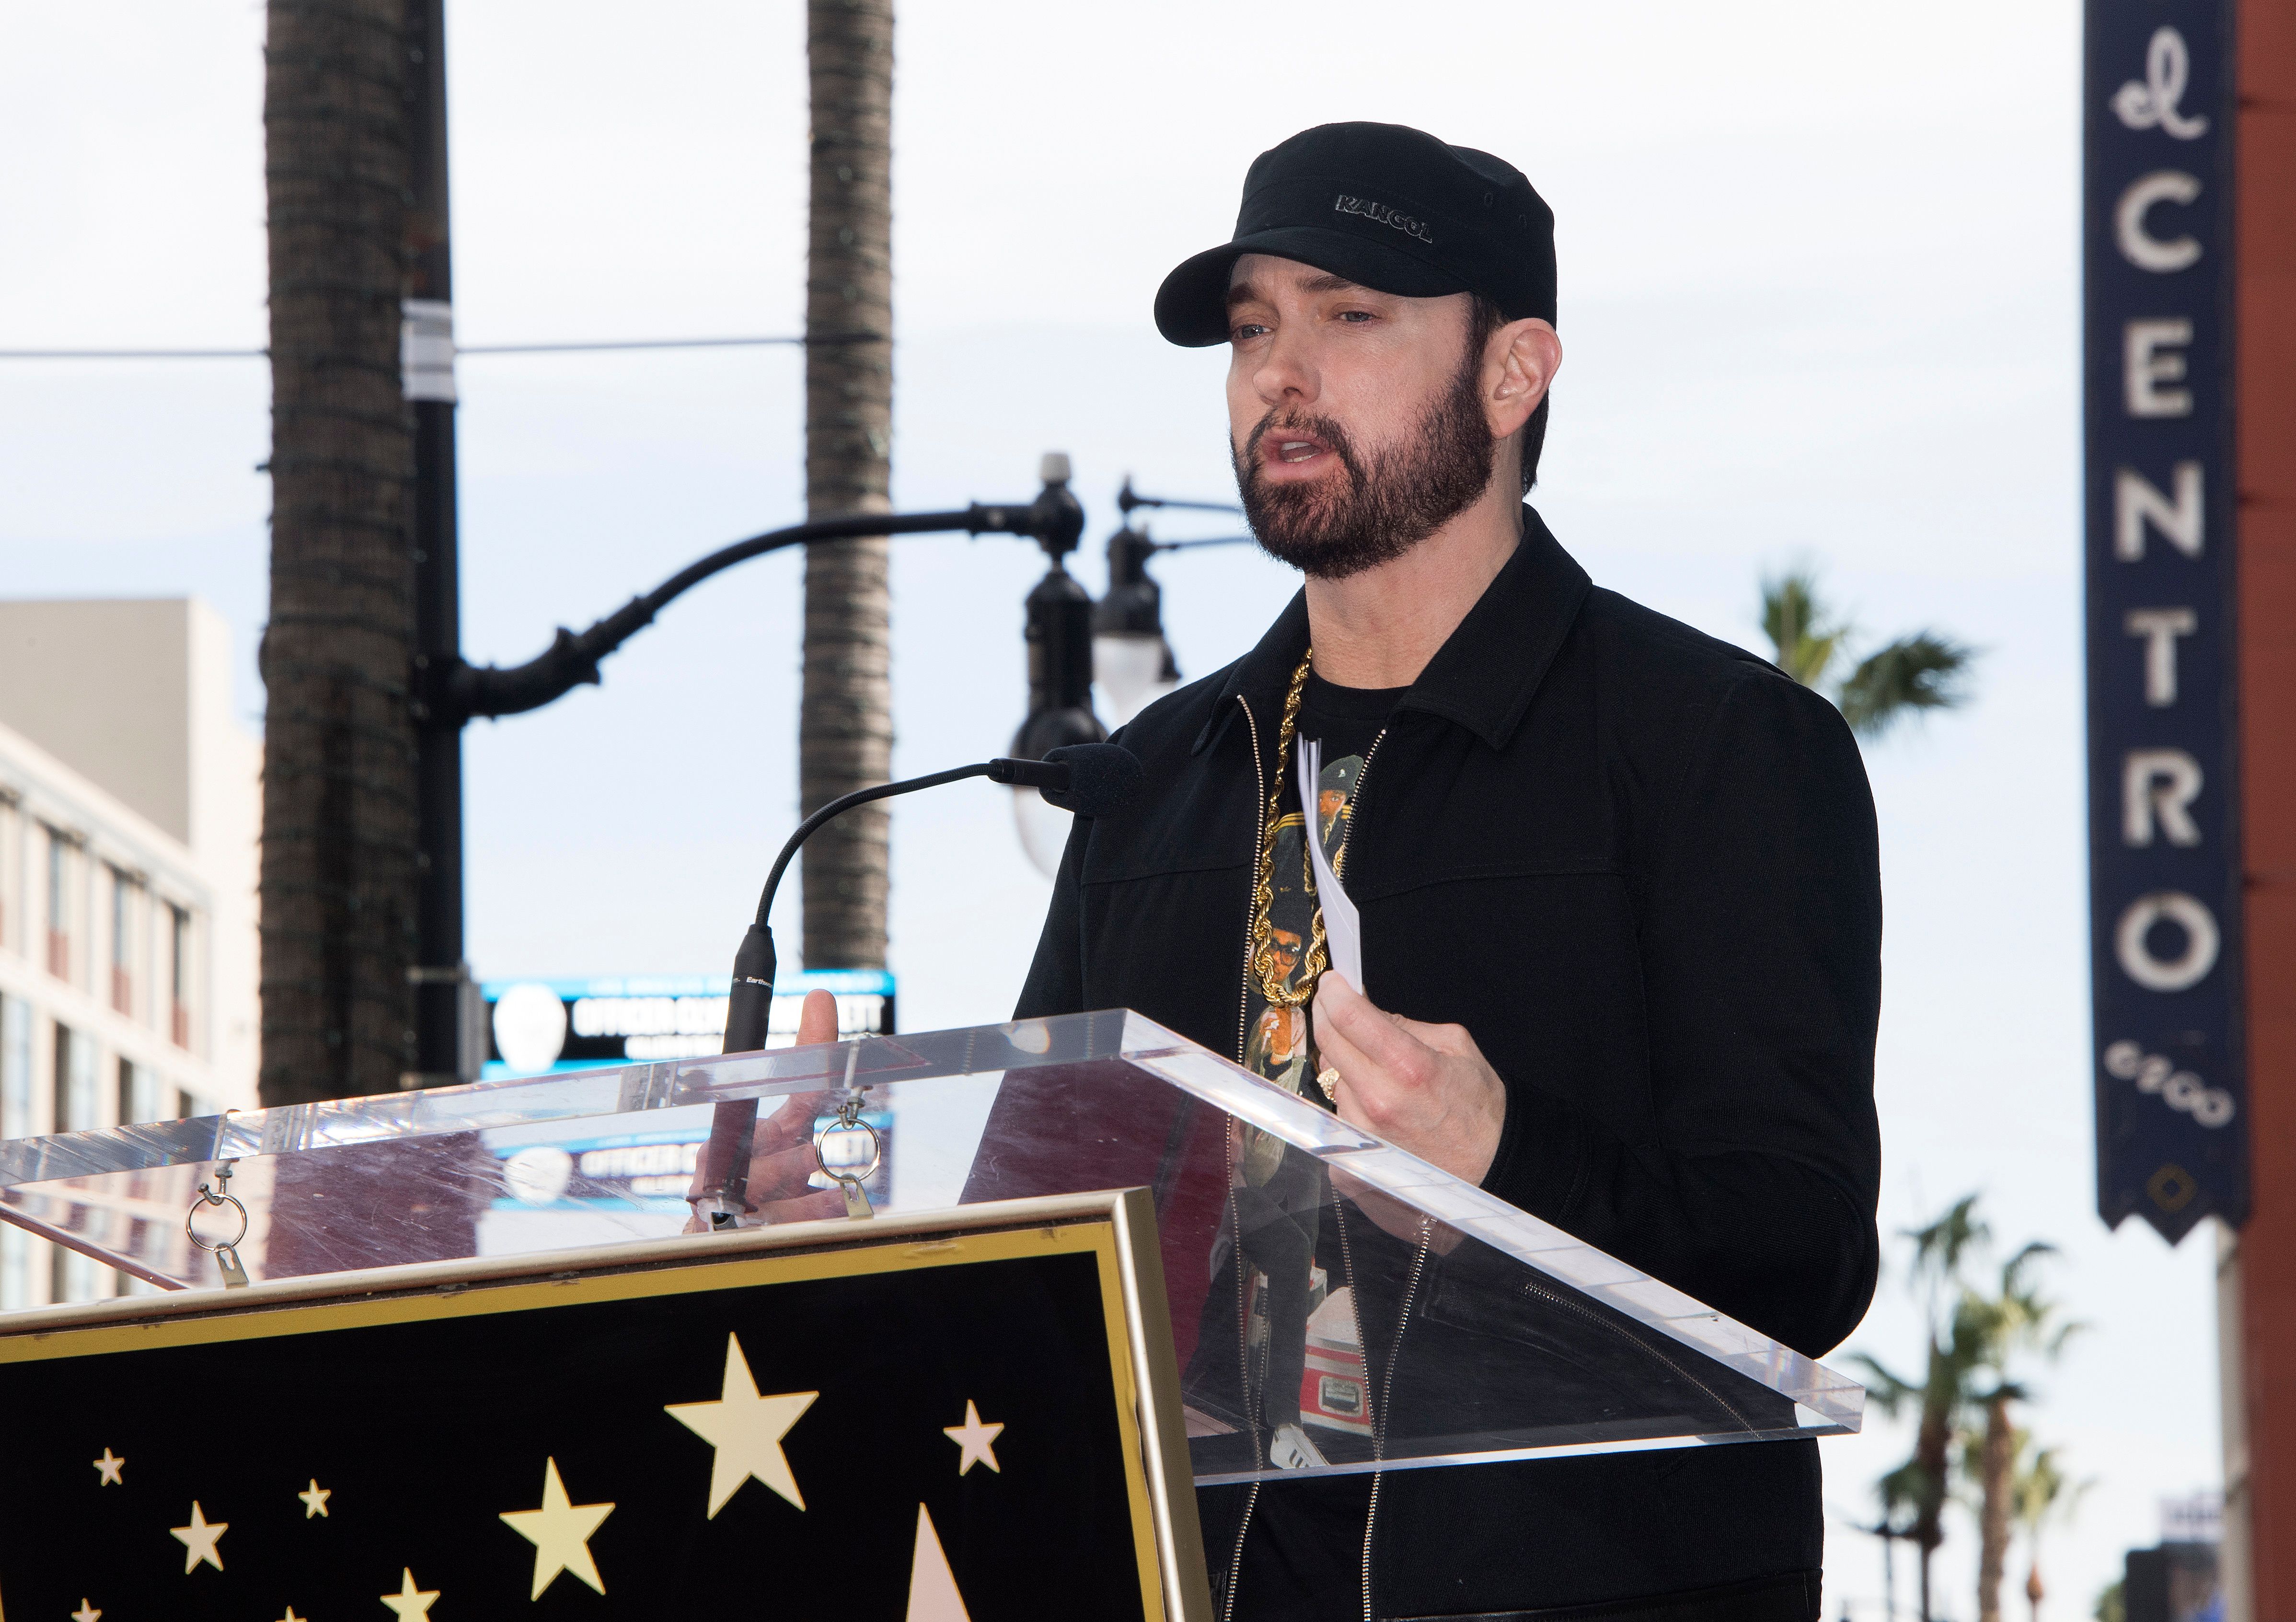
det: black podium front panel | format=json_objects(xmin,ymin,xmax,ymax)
[{"xmin": 0, "ymin": 1192, "xmax": 1206, "ymax": 1621}]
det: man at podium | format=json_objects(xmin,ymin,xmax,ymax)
[{"xmin": 1017, "ymin": 122, "xmax": 1882, "ymax": 1622}]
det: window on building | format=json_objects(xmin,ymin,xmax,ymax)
[
  {"xmin": 52, "ymin": 1244, "xmax": 103, "ymax": 1306},
  {"xmin": 45, "ymin": 829, "xmax": 68, "ymax": 981},
  {"xmin": 0, "ymin": 1226, "xmax": 26, "ymax": 1312},
  {"xmin": 52, "ymin": 1022, "xmax": 95, "ymax": 1134},
  {"xmin": 117, "ymin": 1056, "xmax": 160, "ymax": 1127},
  {"xmin": 109, "ymin": 867, "xmax": 134, "ymax": 1016},
  {"xmin": 0, "ymin": 995, "xmax": 27, "ymax": 1140},
  {"xmin": 170, "ymin": 904, "xmax": 191, "ymax": 1049},
  {"xmin": 0, "ymin": 793, "xmax": 16, "ymax": 953}
]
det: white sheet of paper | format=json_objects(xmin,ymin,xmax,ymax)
[{"xmin": 1298, "ymin": 740, "xmax": 1364, "ymax": 995}]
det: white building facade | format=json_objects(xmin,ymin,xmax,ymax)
[{"xmin": 0, "ymin": 599, "xmax": 260, "ymax": 1308}]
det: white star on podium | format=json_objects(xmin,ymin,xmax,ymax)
[
  {"xmin": 943, "ymin": 1401, "xmax": 1004, "ymax": 1475},
  {"xmin": 665, "ymin": 1333, "xmax": 819, "ymax": 1516},
  {"xmin": 297, "ymin": 1478, "xmax": 331, "ymax": 1518},
  {"xmin": 70, "ymin": 1601, "xmax": 100, "ymax": 1622},
  {"xmin": 906, "ymin": 1503, "xmax": 973, "ymax": 1621},
  {"xmin": 498, "ymin": 1457, "xmax": 615, "ymax": 1598},
  {"xmin": 91, "ymin": 1449, "xmax": 124, "ymax": 1486},
  {"xmin": 379, "ymin": 1568, "xmax": 439, "ymax": 1619},
  {"xmin": 171, "ymin": 1502, "xmax": 227, "ymax": 1573}
]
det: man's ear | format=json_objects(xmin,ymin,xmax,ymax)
[{"xmin": 1487, "ymin": 319, "xmax": 1560, "ymax": 437}]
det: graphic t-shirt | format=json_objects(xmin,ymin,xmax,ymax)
[
  {"xmin": 1240, "ymin": 671, "xmax": 1404, "ymax": 1106},
  {"xmin": 1227, "ymin": 671, "xmax": 1405, "ymax": 1596}
]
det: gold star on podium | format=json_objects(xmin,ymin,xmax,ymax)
[
  {"xmin": 70, "ymin": 1601, "xmax": 100, "ymax": 1622},
  {"xmin": 279, "ymin": 1609, "xmax": 306, "ymax": 1622},
  {"xmin": 298, "ymin": 1478, "xmax": 330, "ymax": 1518},
  {"xmin": 379, "ymin": 1568, "xmax": 439, "ymax": 1619},
  {"xmin": 665, "ymin": 1332, "xmax": 819, "ymax": 1516},
  {"xmin": 91, "ymin": 1448, "xmax": 124, "ymax": 1486},
  {"xmin": 499, "ymin": 1456, "xmax": 615, "ymax": 1599},
  {"xmin": 171, "ymin": 1501, "xmax": 227, "ymax": 1573},
  {"xmin": 944, "ymin": 1401, "xmax": 1004, "ymax": 1475}
]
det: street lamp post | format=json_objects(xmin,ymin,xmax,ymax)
[
  {"xmin": 404, "ymin": 0, "xmax": 472, "ymax": 1089},
  {"xmin": 404, "ymin": 460, "xmax": 1086, "ymax": 1085},
  {"xmin": 1092, "ymin": 478, "xmax": 1250, "ymax": 728},
  {"xmin": 407, "ymin": 453, "xmax": 1243, "ymax": 1075},
  {"xmin": 1008, "ymin": 479, "xmax": 1252, "ymax": 877}
]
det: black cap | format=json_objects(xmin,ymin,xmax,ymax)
[{"xmin": 1155, "ymin": 122, "xmax": 1556, "ymax": 348}]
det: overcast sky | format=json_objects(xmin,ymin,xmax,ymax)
[{"xmin": 0, "ymin": 2, "xmax": 2224, "ymax": 1615}]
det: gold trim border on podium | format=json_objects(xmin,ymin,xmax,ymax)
[{"xmin": 0, "ymin": 1187, "xmax": 1213, "ymax": 1622}]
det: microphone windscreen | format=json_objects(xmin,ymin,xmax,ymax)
[{"xmin": 1042, "ymin": 743, "xmax": 1143, "ymax": 817}]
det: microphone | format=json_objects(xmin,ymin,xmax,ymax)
[{"xmin": 691, "ymin": 742, "xmax": 1142, "ymax": 1228}]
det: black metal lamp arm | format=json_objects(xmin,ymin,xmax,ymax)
[{"xmin": 426, "ymin": 475, "xmax": 1083, "ymax": 726}]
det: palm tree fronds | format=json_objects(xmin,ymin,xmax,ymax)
[
  {"xmin": 1848, "ymin": 1352, "xmax": 1927, "ymax": 1416},
  {"xmin": 1839, "ymin": 632, "xmax": 1976, "ymax": 737},
  {"xmin": 1907, "ymin": 1193, "xmax": 1989, "ymax": 1296},
  {"xmin": 1760, "ymin": 570, "xmax": 1848, "ymax": 689}
]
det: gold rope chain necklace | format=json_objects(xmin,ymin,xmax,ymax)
[{"xmin": 1249, "ymin": 650, "xmax": 1328, "ymax": 1009}]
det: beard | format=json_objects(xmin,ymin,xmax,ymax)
[{"xmin": 1232, "ymin": 341, "xmax": 1496, "ymax": 581}]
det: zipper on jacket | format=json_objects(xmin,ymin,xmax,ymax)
[
  {"xmin": 1233, "ymin": 691, "xmax": 1269, "ymax": 1066},
  {"xmin": 1221, "ymin": 691, "xmax": 1270, "ymax": 1622},
  {"xmin": 1337, "ymin": 1197, "xmax": 1433, "ymax": 1622},
  {"xmin": 1517, "ymin": 1278, "xmax": 1754, "ymax": 1432},
  {"xmin": 1220, "ymin": 1113, "xmax": 1261, "ymax": 1622},
  {"xmin": 1333, "ymin": 724, "xmax": 1387, "ymax": 887}
]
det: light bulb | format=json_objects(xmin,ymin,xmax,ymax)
[
  {"xmin": 1012, "ymin": 787, "xmax": 1073, "ymax": 880},
  {"xmin": 1093, "ymin": 632, "xmax": 1177, "ymax": 729}
]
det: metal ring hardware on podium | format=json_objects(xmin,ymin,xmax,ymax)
[
  {"xmin": 185, "ymin": 1161, "xmax": 252, "ymax": 1288},
  {"xmin": 814, "ymin": 1097, "xmax": 881, "ymax": 1221}
]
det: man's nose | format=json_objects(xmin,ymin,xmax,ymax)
[{"xmin": 1252, "ymin": 321, "xmax": 1319, "ymax": 404}]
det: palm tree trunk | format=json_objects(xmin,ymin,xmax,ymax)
[
  {"xmin": 1977, "ymin": 1396, "xmax": 2016, "ymax": 1622},
  {"xmin": 1914, "ymin": 1342, "xmax": 1955, "ymax": 1622},
  {"xmin": 258, "ymin": 0, "xmax": 419, "ymax": 1104},
  {"xmin": 800, "ymin": 0, "xmax": 895, "ymax": 972}
]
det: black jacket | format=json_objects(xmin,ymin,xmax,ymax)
[{"xmin": 1016, "ymin": 509, "xmax": 1882, "ymax": 1620}]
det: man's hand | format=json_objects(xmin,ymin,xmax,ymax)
[
  {"xmin": 683, "ymin": 989, "xmax": 846, "ymax": 1230},
  {"xmin": 1311, "ymin": 973, "xmax": 1506, "ymax": 1187}
]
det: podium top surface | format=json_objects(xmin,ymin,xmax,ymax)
[{"xmin": 0, "ymin": 1009, "xmax": 1861, "ymax": 1483}]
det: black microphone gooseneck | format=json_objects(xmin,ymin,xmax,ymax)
[{"xmin": 691, "ymin": 742, "xmax": 1142, "ymax": 1229}]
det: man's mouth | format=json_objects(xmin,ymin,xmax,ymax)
[{"xmin": 1260, "ymin": 428, "xmax": 1336, "ymax": 468}]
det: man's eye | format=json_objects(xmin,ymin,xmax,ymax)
[
  {"xmin": 1231, "ymin": 322, "xmax": 1271, "ymax": 342},
  {"xmin": 1336, "ymin": 310, "xmax": 1375, "ymax": 324}
]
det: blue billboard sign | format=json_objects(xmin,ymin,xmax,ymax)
[
  {"xmin": 2084, "ymin": 0, "xmax": 2245, "ymax": 1241},
  {"xmin": 479, "ymin": 969, "xmax": 897, "ymax": 1078}
]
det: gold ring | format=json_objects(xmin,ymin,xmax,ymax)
[{"xmin": 1315, "ymin": 1066, "xmax": 1341, "ymax": 1101}]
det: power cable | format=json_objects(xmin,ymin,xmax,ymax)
[{"xmin": 0, "ymin": 333, "xmax": 874, "ymax": 361}]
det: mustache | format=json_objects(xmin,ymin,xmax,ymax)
[{"xmin": 1239, "ymin": 406, "xmax": 1364, "ymax": 487}]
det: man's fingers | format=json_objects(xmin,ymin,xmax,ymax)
[
  {"xmin": 1388, "ymin": 1013, "xmax": 1481, "ymax": 1060},
  {"xmin": 1312, "ymin": 1007, "xmax": 1377, "ymax": 1081},
  {"xmin": 1315, "ymin": 974, "xmax": 1435, "ymax": 1082},
  {"xmin": 754, "ymin": 1088, "xmax": 834, "ymax": 1151},
  {"xmin": 1310, "ymin": 1012, "xmax": 1406, "ymax": 1137},
  {"xmin": 795, "ymin": 987, "xmax": 839, "ymax": 1047},
  {"xmin": 746, "ymin": 1140, "xmax": 827, "ymax": 1203},
  {"xmin": 753, "ymin": 1188, "xmax": 846, "ymax": 1225}
]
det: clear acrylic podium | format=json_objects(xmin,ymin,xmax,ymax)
[{"xmin": 0, "ymin": 1010, "xmax": 1862, "ymax": 1483}]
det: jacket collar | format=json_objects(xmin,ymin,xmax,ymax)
[{"xmin": 1192, "ymin": 505, "xmax": 1591, "ymax": 755}]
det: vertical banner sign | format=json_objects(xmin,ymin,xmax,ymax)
[{"xmin": 2085, "ymin": 0, "xmax": 2246, "ymax": 1241}]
